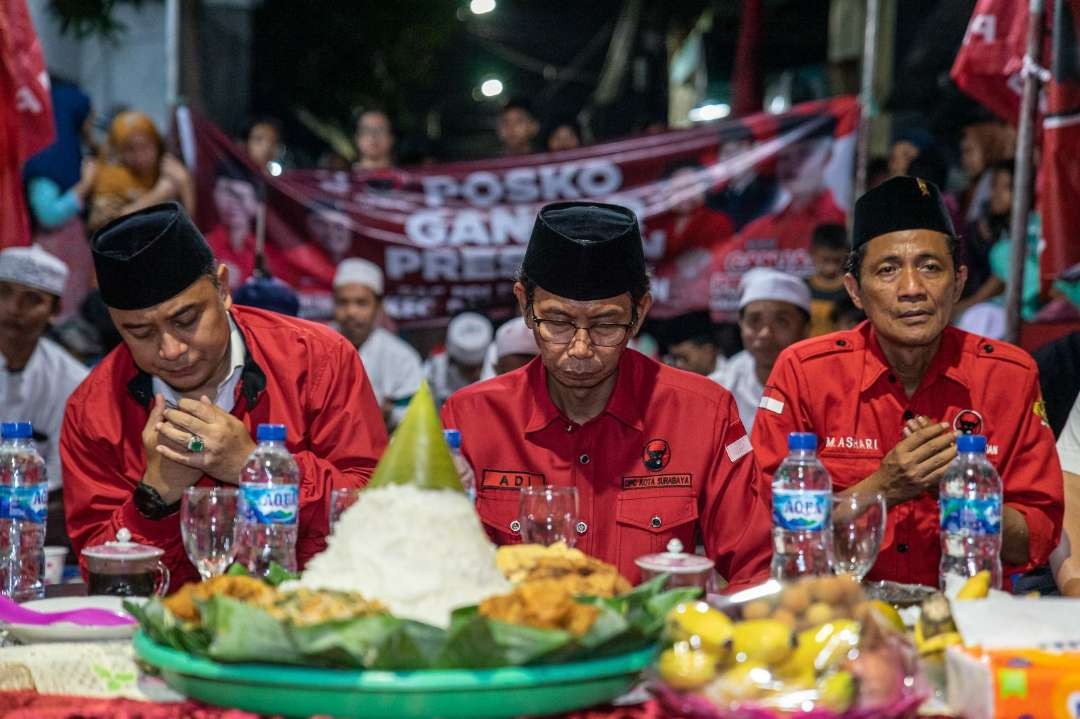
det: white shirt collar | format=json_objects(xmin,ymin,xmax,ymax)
[{"xmin": 151, "ymin": 314, "xmax": 246, "ymax": 412}]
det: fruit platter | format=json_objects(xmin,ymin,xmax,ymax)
[{"xmin": 652, "ymin": 576, "xmax": 928, "ymax": 718}]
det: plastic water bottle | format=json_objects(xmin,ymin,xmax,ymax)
[
  {"xmin": 235, "ymin": 424, "xmax": 300, "ymax": 576},
  {"xmin": 939, "ymin": 434, "xmax": 1002, "ymax": 592},
  {"xmin": 0, "ymin": 422, "xmax": 48, "ymax": 601},
  {"xmin": 771, "ymin": 432, "xmax": 833, "ymax": 579},
  {"xmin": 444, "ymin": 429, "xmax": 476, "ymax": 502}
]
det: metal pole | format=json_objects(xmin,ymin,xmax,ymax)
[
  {"xmin": 164, "ymin": 0, "xmax": 180, "ymax": 107},
  {"xmin": 1005, "ymin": 0, "xmax": 1046, "ymax": 344},
  {"xmin": 854, "ymin": 0, "xmax": 880, "ymax": 199}
]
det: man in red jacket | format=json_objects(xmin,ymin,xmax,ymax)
[
  {"xmin": 753, "ymin": 177, "xmax": 1063, "ymax": 588},
  {"xmin": 441, "ymin": 202, "xmax": 771, "ymax": 590},
  {"xmin": 62, "ymin": 202, "xmax": 387, "ymax": 589}
]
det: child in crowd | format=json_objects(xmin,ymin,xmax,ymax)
[{"xmin": 805, "ymin": 223, "xmax": 850, "ymax": 336}]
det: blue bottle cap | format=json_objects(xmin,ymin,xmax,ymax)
[
  {"xmin": 957, "ymin": 434, "xmax": 987, "ymax": 453},
  {"xmin": 256, "ymin": 423, "xmax": 287, "ymax": 442},
  {"xmin": 787, "ymin": 432, "xmax": 817, "ymax": 451},
  {"xmin": 0, "ymin": 422, "xmax": 33, "ymax": 440},
  {"xmin": 443, "ymin": 429, "xmax": 462, "ymax": 450}
]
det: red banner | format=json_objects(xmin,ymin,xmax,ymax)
[
  {"xmin": 178, "ymin": 97, "xmax": 858, "ymax": 324},
  {"xmin": 0, "ymin": 0, "xmax": 54, "ymax": 248},
  {"xmin": 950, "ymin": 0, "xmax": 1033, "ymax": 125}
]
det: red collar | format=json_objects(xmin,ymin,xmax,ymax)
[
  {"xmin": 523, "ymin": 350, "xmax": 647, "ymax": 434},
  {"xmin": 860, "ymin": 323, "xmax": 970, "ymax": 394}
]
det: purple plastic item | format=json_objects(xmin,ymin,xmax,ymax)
[{"xmin": 0, "ymin": 596, "xmax": 136, "ymax": 627}]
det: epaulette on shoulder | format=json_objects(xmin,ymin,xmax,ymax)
[
  {"xmin": 791, "ymin": 332, "xmax": 858, "ymax": 362},
  {"xmin": 971, "ymin": 337, "xmax": 1035, "ymax": 370}
]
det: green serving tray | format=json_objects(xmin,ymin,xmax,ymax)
[{"xmin": 133, "ymin": 630, "xmax": 658, "ymax": 718}]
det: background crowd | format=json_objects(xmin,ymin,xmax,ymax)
[{"xmin": 5, "ymin": 2, "xmax": 1080, "ymax": 597}]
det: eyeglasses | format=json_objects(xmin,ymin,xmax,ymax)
[{"xmin": 529, "ymin": 311, "xmax": 635, "ymax": 347}]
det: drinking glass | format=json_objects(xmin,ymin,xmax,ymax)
[
  {"xmin": 518, "ymin": 486, "xmax": 579, "ymax": 547},
  {"xmin": 831, "ymin": 490, "xmax": 887, "ymax": 581},
  {"xmin": 181, "ymin": 487, "xmax": 239, "ymax": 580},
  {"xmin": 329, "ymin": 488, "xmax": 362, "ymax": 531}
]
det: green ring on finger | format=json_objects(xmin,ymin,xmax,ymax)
[{"xmin": 186, "ymin": 434, "xmax": 205, "ymax": 453}]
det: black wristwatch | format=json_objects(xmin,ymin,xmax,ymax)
[{"xmin": 134, "ymin": 482, "xmax": 182, "ymax": 520}]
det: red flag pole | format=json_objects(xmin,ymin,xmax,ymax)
[
  {"xmin": 854, "ymin": 0, "xmax": 881, "ymax": 198},
  {"xmin": 732, "ymin": 0, "xmax": 763, "ymax": 116},
  {"xmin": 1006, "ymin": 0, "xmax": 1046, "ymax": 344}
]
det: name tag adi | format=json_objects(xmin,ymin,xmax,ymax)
[{"xmin": 481, "ymin": 470, "xmax": 547, "ymax": 490}]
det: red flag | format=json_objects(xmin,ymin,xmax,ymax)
[
  {"xmin": 1038, "ymin": 0, "xmax": 1080, "ymax": 290},
  {"xmin": 0, "ymin": 0, "xmax": 55, "ymax": 248},
  {"xmin": 950, "ymin": 0, "xmax": 1032, "ymax": 125}
]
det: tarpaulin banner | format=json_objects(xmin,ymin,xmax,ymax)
[
  {"xmin": 0, "ymin": 0, "xmax": 54, "ymax": 248},
  {"xmin": 177, "ymin": 96, "xmax": 857, "ymax": 324}
]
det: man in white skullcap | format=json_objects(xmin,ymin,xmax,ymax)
[
  {"xmin": 493, "ymin": 316, "xmax": 539, "ymax": 375},
  {"xmin": 426, "ymin": 312, "xmax": 493, "ymax": 408},
  {"xmin": 480, "ymin": 316, "xmax": 540, "ymax": 379},
  {"xmin": 710, "ymin": 267, "xmax": 810, "ymax": 434},
  {"xmin": 332, "ymin": 258, "xmax": 423, "ymax": 429},
  {"xmin": 0, "ymin": 245, "xmax": 89, "ymax": 547}
]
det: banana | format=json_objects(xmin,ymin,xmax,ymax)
[{"xmin": 956, "ymin": 570, "xmax": 991, "ymax": 600}]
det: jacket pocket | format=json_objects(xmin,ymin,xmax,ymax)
[
  {"xmin": 615, "ymin": 492, "xmax": 699, "ymax": 580},
  {"xmin": 476, "ymin": 491, "xmax": 522, "ymax": 546}
]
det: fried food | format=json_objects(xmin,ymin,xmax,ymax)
[
  {"xmin": 163, "ymin": 574, "xmax": 275, "ymax": 623},
  {"xmin": 479, "ymin": 579, "xmax": 601, "ymax": 637},
  {"xmin": 496, "ymin": 542, "xmax": 587, "ymax": 581},
  {"xmin": 496, "ymin": 543, "xmax": 632, "ymax": 597},
  {"xmin": 255, "ymin": 588, "xmax": 386, "ymax": 627}
]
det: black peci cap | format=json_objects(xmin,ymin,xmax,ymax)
[
  {"xmin": 521, "ymin": 202, "xmax": 647, "ymax": 301},
  {"xmin": 91, "ymin": 202, "xmax": 215, "ymax": 310},
  {"xmin": 851, "ymin": 175, "xmax": 956, "ymax": 250}
]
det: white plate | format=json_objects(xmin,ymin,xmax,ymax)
[{"xmin": 1, "ymin": 595, "xmax": 144, "ymax": 644}]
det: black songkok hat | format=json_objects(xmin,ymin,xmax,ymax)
[
  {"xmin": 662, "ymin": 310, "xmax": 715, "ymax": 346},
  {"xmin": 521, "ymin": 202, "xmax": 647, "ymax": 301},
  {"xmin": 91, "ymin": 202, "xmax": 215, "ymax": 310},
  {"xmin": 852, "ymin": 175, "xmax": 956, "ymax": 250}
]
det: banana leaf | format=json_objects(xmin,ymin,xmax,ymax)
[
  {"xmin": 200, "ymin": 595, "xmax": 305, "ymax": 664},
  {"xmin": 129, "ymin": 573, "xmax": 701, "ymax": 670},
  {"xmin": 438, "ymin": 606, "xmax": 573, "ymax": 669},
  {"xmin": 124, "ymin": 598, "xmax": 211, "ymax": 656},
  {"xmin": 286, "ymin": 614, "xmax": 446, "ymax": 670},
  {"xmin": 368, "ymin": 619, "xmax": 447, "ymax": 670},
  {"xmin": 224, "ymin": 561, "xmax": 298, "ymax": 587}
]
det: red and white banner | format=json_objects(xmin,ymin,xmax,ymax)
[
  {"xmin": 0, "ymin": 0, "xmax": 54, "ymax": 248},
  {"xmin": 179, "ymin": 97, "xmax": 858, "ymax": 323},
  {"xmin": 950, "ymin": 0, "xmax": 1035, "ymax": 125}
]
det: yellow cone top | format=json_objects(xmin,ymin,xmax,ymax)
[{"xmin": 368, "ymin": 381, "xmax": 463, "ymax": 492}]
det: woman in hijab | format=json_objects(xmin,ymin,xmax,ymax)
[
  {"xmin": 21, "ymin": 76, "xmax": 97, "ymax": 321},
  {"xmin": 87, "ymin": 111, "xmax": 194, "ymax": 232}
]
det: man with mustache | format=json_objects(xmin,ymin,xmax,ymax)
[
  {"xmin": 61, "ymin": 203, "xmax": 387, "ymax": 588},
  {"xmin": 753, "ymin": 176, "xmax": 1063, "ymax": 588},
  {"xmin": 441, "ymin": 202, "xmax": 771, "ymax": 589}
]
